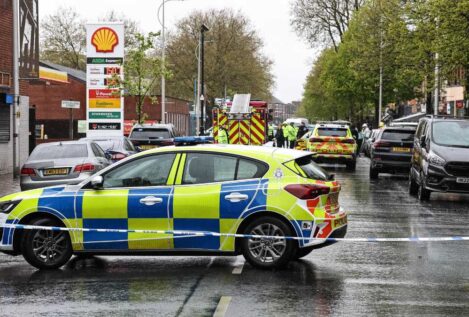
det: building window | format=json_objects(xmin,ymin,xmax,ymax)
[{"xmin": 0, "ymin": 105, "xmax": 11, "ymax": 143}]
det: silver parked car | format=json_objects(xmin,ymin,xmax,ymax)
[{"xmin": 20, "ymin": 141, "xmax": 111, "ymax": 191}]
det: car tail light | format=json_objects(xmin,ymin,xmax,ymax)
[
  {"xmin": 20, "ymin": 167, "xmax": 36, "ymax": 176},
  {"xmin": 111, "ymin": 153, "xmax": 127, "ymax": 160},
  {"xmin": 160, "ymin": 140, "xmax": 175, "ymax": 146},
  {"xmin": 373, "ymin": 141, "xmax": 390, "ymax": 148},
  {"xmin": 284, "ymin": 184, "xmax": 330, "ymax": 200},
  {"xmin": 341, "ymin": 138, "xmax": 356, "ymax": 144},
  {"xmin": 74, "ymin": 163, "xmax": 95, "ymax": 173}
]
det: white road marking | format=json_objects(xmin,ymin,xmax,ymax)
[{"xmin": 213, "ymin": 296, "xmax": 232, "ymax": 317}]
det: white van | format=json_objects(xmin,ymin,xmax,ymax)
[{"xmin": 285, "ymin": 118, "xmax": 309, "ymax": 127}]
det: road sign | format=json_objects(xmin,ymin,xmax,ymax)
[{"xmin": 61, "ymin": 100, "xmax": 80, "ymax": 109}]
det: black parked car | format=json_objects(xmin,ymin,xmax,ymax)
[
  {"xmin": 129, "ymin": 124, "xmax": 178, "ymax": 151},
  {"xmin": 369, "ymin": 126, "xmax": 417, "ymax": 179},
  {"xmin": 80, "ymin": 136, "xmax": 137, "ymax": 162},
  {"xmin": 409, "ymin": 116, "xmax": 469, "ymax": 201}
]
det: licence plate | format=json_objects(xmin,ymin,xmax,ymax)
[
  {"xmin": 456, "ymin": 177, "xmax": 469, "ymax": 184},
  {"xmin": 392, "ymin": 147, "xmax": 410, "ymax": 153},
  {"xmin": 140, "ymin": 145, "xmax": 157, "ymax": 150},
  {"xmin": 43, "ymin": 168, "xmax": 69, "ymax": 176}
]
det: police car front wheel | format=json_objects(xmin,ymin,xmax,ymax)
[
  {"xmin": 21, "ymin": 218, "xmax": 73, "ymax": 270},
  {"xmin": 241, "ymin": 216, "xmax": 296, "ymax": 269}
]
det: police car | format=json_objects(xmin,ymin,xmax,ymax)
[
  {"xmin": 306, "ymin": 123, "xmax": 357, "ymax": 170},
  {"xmin": 0, "ymin": 141, "xmax": 347, "ymax": 270}
]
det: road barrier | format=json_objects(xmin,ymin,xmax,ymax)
[{"xmin": 1, "ymin": 223, "xmax": 468, "ymax": 243}]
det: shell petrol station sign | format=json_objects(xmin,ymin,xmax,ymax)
[{"xmin": 85, "ymin": 23, "xmax": 124, "ymax": 137}]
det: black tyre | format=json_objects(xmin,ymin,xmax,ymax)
[
  {"xmin": 409, "ymin": 173, "xmax": 418, "ymax": 196},
  {"xmin": 369, "ymin": 165, "xmax": 379, "ymax": 179},
  {"xmin": 346, "ymin": 160, "xmax": 357, "ymax": 171},
  {"xmin": 241, "ymin": 216, "xmax": 296, "ymax": 269},
  {"xmin": 21, "ymin": 218, "xmax": 73, "ymax": 270},
  {"xmin": 418, "ymin": 181, "xmax": 431, "ymax": 201},
  {"xmin": 293, "ymin": 246, "xmax": 314, "ymax": 260}
]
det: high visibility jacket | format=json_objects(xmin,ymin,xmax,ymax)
[
  {"xmin": 268, "ymin": 125, "xmax": 274, "ymax": 137},
  {"xmin": 286, "ymin": 125, "xmax": 297, "ymax": 141},
  {"xmin": 218, "ymin": 128, "xmax": 229, "ymax": 144}
]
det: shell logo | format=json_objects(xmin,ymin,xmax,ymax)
[{"xmin": 91, "ymin": 27, "xmax": 119, "ymax": 53}]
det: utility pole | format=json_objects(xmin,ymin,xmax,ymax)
[
  {"xmin": 196, "ymin": 35, "xmax": 201, "ymax": 136},
  {"xmin": 161, "ymin": 0, "xmax": 166, "ymax": 123},
  {"xmin": 434, "ymin": 52, "xmax": 440, "ymax": 115},
  {"xmin": 199, "ymin": 24, "xmax": 209, "ymax": 135},
  {"xmin": 13, "ymin": 0, "xmax": 20, "ymax": 177}
]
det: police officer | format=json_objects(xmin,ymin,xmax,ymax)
[
  {"xmin": 275, "ymin": 124, "xmax": 285, "ymax": 148},
  {"xmin": 287, "ymin": 122, "xmax": 297, "ymax": 149},
  {"xmin": 218, "ymin": 125, "xmax": 229, "ymax": 144}
]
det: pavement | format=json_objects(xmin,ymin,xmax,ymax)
[
  {"xmin": 0, "ymin": 174, "xmax": 20, "ymax": 197},
  {"xmin": 0, "ymin": 158, "xmax": 468, "ymax": 316}
]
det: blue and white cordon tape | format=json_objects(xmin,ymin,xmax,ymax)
[{"xmin": 1, "ymin": 223, "xmax": 468, "ymax": 243}]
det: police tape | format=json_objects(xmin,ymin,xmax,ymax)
[{"xmin": 1, "ymin": 223, "xmax": 468, "ymax": 243}]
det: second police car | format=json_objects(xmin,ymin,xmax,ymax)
[
  {"xmin": 305, "ymin": 122, "xmax": 358, "ymax": 170},
  {"xmin": 0, "ymin": 144, "xmax": 347, "ymax": 270}
]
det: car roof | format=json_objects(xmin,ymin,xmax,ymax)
[
  {"xmin": 80, "ymin": 136, "xmax": 126, "ymax": 140},
  {"xmin": 382, "ymin": 126, "xmax": 416, "ymax": 131},
  {"xmin": 132, "ymin": 124, "xmax": 174, "ymax": 129},
  {"xmin": 316, "ymin": 123, "xmax": 349, "ymax": 129},
  {"xmin": 139, "ymin": 144, "xmax": 309, "ymax": 162},
  {"xmin": 36, "ymin": 140, "xmax": 93, "ymax": 147}
]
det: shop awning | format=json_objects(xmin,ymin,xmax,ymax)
[{"xmin": 39, "ymin": 66, "xmax": 68, "ymax": 83}]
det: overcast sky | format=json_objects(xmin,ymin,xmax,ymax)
[{"xmin": 40, "ymin": 0, "xmax": 318, "ymax": 103}]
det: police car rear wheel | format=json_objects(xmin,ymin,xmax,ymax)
[
  {"xmin": 21, "ymin": 218, "xmax": 72, "ymax": 270},
  {"xmin": 241, "ymin": 216, "xmax": 295, "ymax": 269}
]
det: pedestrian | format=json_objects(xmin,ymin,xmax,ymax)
[
  {"xmin": 287, "ymin": 122, "xmax": 297, "ymax": 149},
  {"xmin": 296, "ymin": 122, "xmax": 308, "ymax": 139},
  {"xmin": 361, "ymin": 123, "xmax": 371, "ymax": 138},
  {"xmin": 218, "ymin": 124, "xmax": 229, "ymax": 144},
  {"xmin": 268, "ymin": 124, "xmax": 274, "ymax": 141},
  {"xmin": 282, "ymin": 123, "xmax": 289, "ymax": 148},
  {"xmin": 275, "ymin": 124, "xmax": 285, "ymax": 148}
]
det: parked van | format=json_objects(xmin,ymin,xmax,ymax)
[
  {"xmin": 285, "ymin": 118, "xmax": 309, "ymax": 127},
  {"xmin": 409, "ymin": 116, "xmax": 469, "ymax": 200}
]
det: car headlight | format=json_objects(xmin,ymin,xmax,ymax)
[
  {"xmin": 0, "ymin": 200, "xmax": 21, "ymax": 214},
  {"xmin": 428, "ymin": 153, "xmax": 446, "ymax": 166}
]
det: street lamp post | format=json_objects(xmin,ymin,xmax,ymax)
[
  {"xmin": 158, "ymin": 0, "xmax": 184, "ymax": 124},
  {"xmin": 199, "ymin": 24, "xmax": 209, "ymax": 135}
]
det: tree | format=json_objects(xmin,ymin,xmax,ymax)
[
  {"xmin": 109, "ymin": 33, "xmax": 168, "ymax": 123},
  {"xmin": 100, "ymin": 10, "xmax": 142, "ymax": 51},
  {"xmin": 291, "ymin": 0, "xmax": 365, "ymax": 50},
  {"xmin": 164, "ymin": 9, "xmax": 274, "ymax": 103},
  {"xmin": 40, "ymin": 7, "xmax": 86, "ymax": 70}
]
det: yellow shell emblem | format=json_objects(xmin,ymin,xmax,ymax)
[{"xmin": 91, "ymin": 27, "xmax": 119, "ymax": 53}]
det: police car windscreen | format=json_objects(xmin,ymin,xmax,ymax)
[
  {"xmin": 317, "ymin": 128, "xmax": 348, "ymax": 137},
  {"xmin": 131, "ymin": 128, "xmax": 171, "ymax": 139},
  {"xmin": 381, "ymin": 130, "xmax": 415, "ymax": 141},
  {"xmin": 29, "ymin": 144, "xmax": 88, "ymax": 160}
]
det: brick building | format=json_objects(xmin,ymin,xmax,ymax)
[
  {"xmin": 0, "ymin": 0, "xmax": 37, "ymax": 175},
  {"xmin": 30, "ymin": 62, "xmax": 190, "ymax": 141}
]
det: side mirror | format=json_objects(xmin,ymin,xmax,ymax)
[
  {"xmin": 105, "ymin": 152, "xmax": 112, "ymax": 160},
  {"xmin": 420, "ymin": 135, "xmax": 426, "ymax": 147},
  {"xmin": 136, "ymin": 146, "xmax": 142, "ymax": 152},
  {"xmin": 90, "ymin": 175, "xmax": 104, "ymax": 189},
  {"xmin": 328, "ymin": 174, "xmax": 335, "ymax": 181}
]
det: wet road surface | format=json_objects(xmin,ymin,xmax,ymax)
[{"xmin": 0, "ymin": 158, "xmax": 468, "ymax": 316}]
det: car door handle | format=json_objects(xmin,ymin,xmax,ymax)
[
  {"xmin": 139, "ymin": 196, "xmax": 163, "ymax": 206},
  {"xmin": 225, "ymin": 192, "xmax": 249, "ymax": 202}
]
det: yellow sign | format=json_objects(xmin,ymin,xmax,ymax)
[
  {"xmin": 39, "ymin": 66, "xmax": 68, "ymax": 83},
  {"xmin": 89, "ymin": 98, "xmax": 121, "ymax": 109}
]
